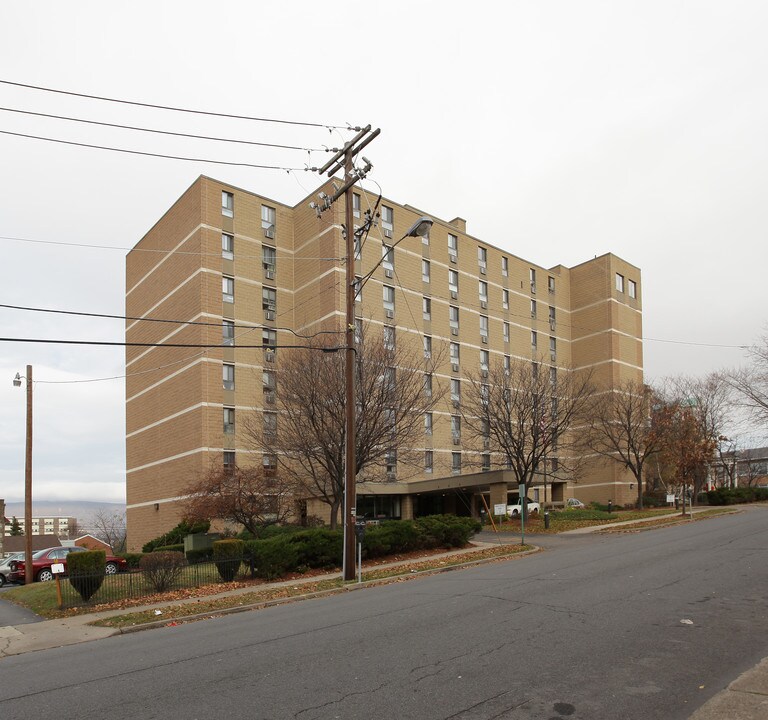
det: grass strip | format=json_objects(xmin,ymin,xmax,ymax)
[{"xmin": 596, "ymin": 507, "xmax": 738, "ymax": 533}]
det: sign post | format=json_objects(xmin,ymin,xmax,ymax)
[
  {"xmin": 354, "ymin": 522, "xmax": 366, "ymax": 584},
  {"xmin": 52, "ymin": 562, "xmax": 65, "ymax": 609}
]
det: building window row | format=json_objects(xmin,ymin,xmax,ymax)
[{"xmin": 616, "ymin": 273, "xmax": 638, "ymax": 299}]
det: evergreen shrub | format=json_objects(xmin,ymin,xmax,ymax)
[{"xmin": 67, "ymin": 550, "xmax": 106, "ymax": 602}]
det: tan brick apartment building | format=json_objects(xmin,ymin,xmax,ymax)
[{"xmin": 125, "ymin": 175, "xmax": 642, "ymax": 551}]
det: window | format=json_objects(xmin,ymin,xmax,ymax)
[
  {"xmin": 223, "ymin": 451, "xmax": 235, "ymax": 469},
  {"xmin": 222, "ymin": 191, "xmax": 233, "ymax": 217},
  {"xmin": 531, "ymin": 299, "xmax": 537, "ymax": 318},
  {"xmin": 449, "ymin": 305, "xmax": 459, "ymax": 330},
  {"xmin": 482, "ymin": 454, "xmax": 491, "ymax": 472},
  {"xmin": 222, "ymin": 320, "xmax": 235, "ymax": 346},
  {"xmin": 616, "ymin": 273, "xmax": 625, "ymax": 293},
  {"xmin": 549, "ymin": 306, "xmax": 556, "ymax": 329},
  {"xmin": 383, "ymin": 285, "xmax": 395, "ymax": 314},
  {"xmin": 424, "ymin": 373, "xmax": 433, "ymax": 397},
  {"xmin": 354, "ymin": 275, "xmax": 362, "ymax": 303},
  {"xmin": 354, "ymin": 233, "xmax": 362, "ymax": 260},
  {"xmin": 550, "ymin": 366, "xmax": 557, "ymax": 385},
  {"xmin": 628, "ymin": 279, "xmax": 637, "ymax": 299},
  {"xmin": 383, "ymin": 325, "xmax": 395, "ymax": 350},
  {"xmin": 503, "ymin": 322, "xmax": 510, "ymax": 343},
  {"xmin": 263, "ymin": 370, "xmax": 276, "ymax": 401},
  {"xmin": 480, "ymin": 315, "xmax": 489, "ymax": 340},
  {"xmin": 452, "ymin": 452, "xmax": 462, "ymax": 474},
  {"xmin": 480, "ymin": 349, "xmax": 489, "ymax": 370},
  {"xmin": 222, "ymin": 233, "xmax": 234, "ymax": 260},
  {"xmin": 503, "ymin": 289, "xmax": 509, "ymax": 310},
  {"xmin": 448, "ymin": 233, "xmax": 458, "ymax": 258},
  {"xmin": 424, "ymin": 412, "xmax": 433, "ymax": 435},
  {"xmin": 385, "ymin": 449, "xmax": 397, "ymax": 475},
  {"xmin": 450, "ymin": 342, "xmax": 460, "ymax": 365},
  {"xmin": 504, "ymin": 355, "xmax": 511, "ymax": 373},
  {"xmin": 531, "ymin": 331, "xmax": 538, "ymax": 349},
  {"xmin": 425, "ymin": 450, "xmax": 433, "ymax": 474},
  {"xmin": 548, "ymin": 276, "xmax": 555, "ymax": 294},
  {"xmin": 263, "ymin": 245, "xmax": 276, "ymax": 274},
  {"xmin": 479, "ymin": 280, "xmax": 488, "ymax": 304},
  {"xmin": 223, "ymin": 363, "xmax": 235, "ymax": 390},
  {"xmin": 448, "ymin": 269, "xmax": 459, "ymax": 294},
  {"xmin": 478, "ymin": 246, "xmax": 487, "ymax": 271},
  {"xmin": 352, "ymin": 192, "xmax": 361, "ymax": 218},
  {"xmin": 502, "ymin": 256, "xmax": 509, "ymax": 277},
  {"xmin": 262, "ymin": 287, "xmax": 277, "ymax": 312},
  {"xmin": 422, "ymin": 259, "xmax": 430, "ymax": 283},
  {"xmin": 530, "ymin": 268, "xmax": 537, "ymax": 293},
  {"xmin": 223, "ymin": 407, "xmax": 235, "ymax": 434},
  {"xmin": 451, "ymin": 378, "xmax": 460, "ymax": 403},
  {"xmin": 381, "ymin": 205, "xmax": 394, "ymax": 236},
  {"xmin": 383, "ymin": 366, "xmax": 396, "ymax": 392},
  {"xmin": 355, "ymin": 318, "xmax": 363, "ymax": 345},
  {"xmin": 423, "ymin": 335, "xmax": 432, "ymax": 358},
  {"xmin": 422, "ymin": 297, "xmax": 431, "ymax": 320},
  {"xmin": 382, "ymin": 244, "xmax": 394, "ymax": 272},
  {"xmin": 222, "ymin": 276, "xmax": 234, "ymax": 303},
  {"xmin": 263, "ymin": 454, "xmax": 278, "ymax": 476},
  {"xmin": 261, "ymin": 205, "xmax": 276, "ymax": 238},
  {"xmin": 451, "ymin": 415, "xmax": 461, "ymax": 439},
  {"xmin": 550, "ymin": 336, "xmax": 557, "ymax": 361},
  {"xmin": 263, "ymin": 328, "xmax": 277, "ymax": 349},
  {"xmin": 263, "ymin": 411, "xmax": 277, "ymax": 438}
]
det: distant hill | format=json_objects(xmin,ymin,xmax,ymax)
[{"xmin": 3, "ymin": 501, "xmax": 125, "ymax": 531}]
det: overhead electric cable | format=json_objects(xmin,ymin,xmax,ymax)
[
  {"xmin": 0, "ymin": 106, "xmax": 332, "ymax": 152},
  {"xmin": 0, "ymin": 130, "xmax": 309, "ymax": 171},
  {"xmin": 0, "ymin": 233, "xmax": 342, "ymax": 260},
  {"xmin": 0, "ymin": 337, "xmax": 347, "ymax": 350},
  {"xmin": 0, "ymin": 79, "xmax": 353, "ymax": 130}
]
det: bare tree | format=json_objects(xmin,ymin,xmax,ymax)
[
  {"xmin": 461, "ymin": 358, "xmax": 593, "ymax": 507},
  {"xmin": 729, "ymin": 335, "xmax": 768, "ymax": 428},
  {"xmin": 587, "ymin": 379, "xmax": 663, "ymax": 509},
  {"xmin": 88, "ymin": 509, "xmax": 127, "ymax": 553},
  {"xmin": 182, "ymin": 462, "xmax": 295, "ymax": 536},
  {"xmin": 249, "ymin": 326, "xmax": 442, "ymax": 528}
]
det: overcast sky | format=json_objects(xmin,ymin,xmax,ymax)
[{"xmin": 1, "ymin": 1, "xmax": 766, "ymax": 504}]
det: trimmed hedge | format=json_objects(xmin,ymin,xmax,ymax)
[
  {"xmin": 142, "ymin": 520, "xmax": 210, "ymax": 553},
  {"xmin": 118, "ymin": 553, "xmax": 144, "ymax": 569},
  {"xmin": 242, "ymin": 515, "xmax": 480, "ymax": 580},
  {"xmin": 213, "ymin": 539, "xmax": 244, "ymax": 581},
  {"xmin": 67, "ymin": 550, "xmax": 106, "ymax": 602},
  {"xmin": 186, "ymin": 547, "xmax": 213, "ymax": 564},
  {"xmin": 706, "ymin": 487, "xmax": 768, "ymax": 505},
  {"xmin": 154, "ymin": 544, "xmax": 184, "ymax": 554}
]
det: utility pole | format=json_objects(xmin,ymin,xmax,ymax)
[
  {"xmin": 314, "ymin": 126, "xmax": 380, "ymax": 581},
  {"xmin": 14, "ymin": 365, "xmax": 33, "ymax": 584}
]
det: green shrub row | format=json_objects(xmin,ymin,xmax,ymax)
[
  {"xmin": 706, "ymin": 487, "xmax": 768, "ymax": 505},
  {"xmin": 242, "ymin": 515, "xmax": 480, "ymax": 580},
  {"xmin": 142, "ymin": 520, "xmax": 210, "ymax": 553},
  {"xmin": 550, "ymin": 509, "xmax": 617, "ymax": 521},
  {"xmin": 67, "ymin": 550, "xmax": 107, "ymax": 602}
]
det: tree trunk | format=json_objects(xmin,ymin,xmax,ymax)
[{"xmin": 328, "ymin": 499, "xmax": 340, "ymax": 529}]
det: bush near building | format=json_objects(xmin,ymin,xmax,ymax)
[
  {"xmin": 706, "ymin": 487, "xmax": 768, "ymax": 505},
  {"xmin": 139, "ymin": 551, "xmax": 187, "ymax": 593},
  {"xmin": 67, "ymin": 550, "xmax": 106, "ymax": 602},
  {"xmin": 213, "ymin": 539, "xmax": 244, "ymax": 581}
]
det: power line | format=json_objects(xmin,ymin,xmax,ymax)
[
  {"xmin": 0, "ymin": 337, "xmax": 346, "ymax": 350},
  {"xmin": 0, "ymin": 106, "xmax": 335, "ymax": 153},
  {"xmin": 0, "ymin": 233, "xmax": 342, "ymax": 261},
  {"xmin": 0, "ymin": 79, "xmax": 355, "ymax": 131},
  {"xmin": 0, "ymin": 302, "xmax": 342, "ymax": 340},
  {"xmin": 0, "ymin": 129, "xmax": 310, "ymax": 171}
]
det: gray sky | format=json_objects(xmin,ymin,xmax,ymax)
[{"xmin": 1, "ymin": 1, "xmax": 766, "ymax": 503}]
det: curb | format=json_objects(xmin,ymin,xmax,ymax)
[{"xmin": 112, "ymin": 545, "xmax": 541, "ymax": 634}]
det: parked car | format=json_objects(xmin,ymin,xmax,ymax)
[
  {"xmin": 9, "ymin": 546, "xmax": 127, "ymax": 583},
  {"xmin": 0, "ymin": 552, "xmax": 25, "ymax": 587},
  {"xmin": 566, "ymin": 498, "xmax": 586, "ymax": 509},
  {"xmin": 507, "ymin": 499, "xmax": 541, "ymax": 516}
]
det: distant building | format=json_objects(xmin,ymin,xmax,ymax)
[
  {"xmin": 713, "ymin": 446, "xmax": 768, "ymax": 487},
  {"xmin": 2, "ymin": 516, "xmax": 76, "ymax": 538},
  {"xmin": 2, "ymin": 534, "xmax": 61, "ymax": 556},
  {"xmin": 73, "ymin": 534, "xmax": 113, "ymax": 553}
]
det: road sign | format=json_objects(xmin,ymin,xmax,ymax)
[
  {"xmin": 51, "ymin": 563, "xmax": 65, "ymax": 574},
  {"xmin": 494, "ymin": 503, "xmax": 507, "ymax": 516}
]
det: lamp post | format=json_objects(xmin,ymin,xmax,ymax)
[{"xmin": 13, "ymin": 365, "xmax": 33, "ymax": 585}]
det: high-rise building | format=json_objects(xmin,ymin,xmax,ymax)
[{"xmin": 125, "ymin": 175, "xmax": 642, "ymax": 551}]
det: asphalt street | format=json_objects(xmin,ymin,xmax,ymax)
[{"xmin": 1, "ymin": 507, "xmax": 766, "ymax": 720}]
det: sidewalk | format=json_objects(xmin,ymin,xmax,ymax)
[{"xmin": 0, "ymin": 540, "xmax": 524, "ymax": 659}]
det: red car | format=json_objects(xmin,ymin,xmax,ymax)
[{"xmin": 9, "ymin": 546, "xmax": 127, "ymax": 583}]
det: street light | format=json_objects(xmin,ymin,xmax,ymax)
[{"xmin": 13, "ymin": 365, "xmax": 34, "ymax": 584}]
